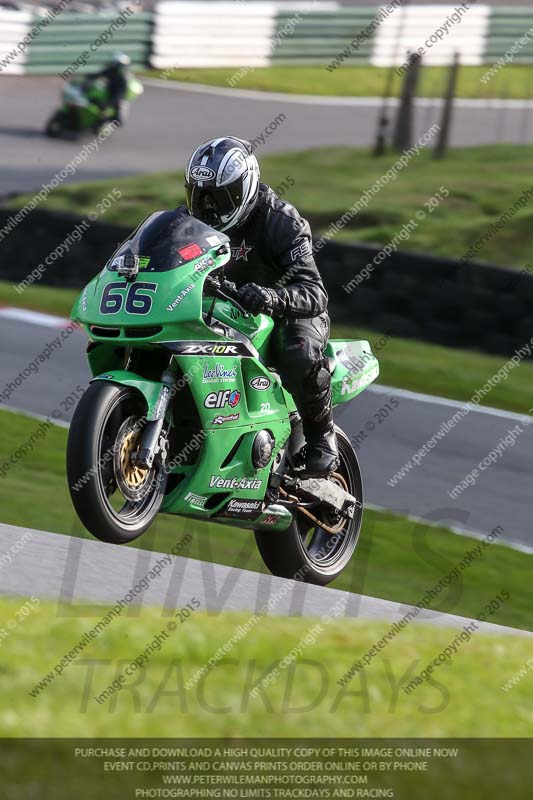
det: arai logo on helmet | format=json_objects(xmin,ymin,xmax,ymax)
[{"xmin": 191, "ymin": 165, "xmax": 216, "ymax": 182}]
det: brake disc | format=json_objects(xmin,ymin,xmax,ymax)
[{"xmin": 113, "ymin": 416, "xmax": 155, "ymax": 502}]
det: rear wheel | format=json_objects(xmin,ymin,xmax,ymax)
[
  {"xmin": 66, "ymin": 381, "xmax": 167, "ymax": 544},
  {"xmin": 254, "ymin": 426, "xmax": 363, "ymax": 586}
]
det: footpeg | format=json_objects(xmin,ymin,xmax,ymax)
[{"xmin": 290, "ymin": 476, "xmax": 359, "ymax": 519}]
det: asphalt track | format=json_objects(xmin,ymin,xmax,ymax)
[
  {"xmin": 2, "ymin": 76, "xmax": 533, "ymax": 193},
  {"xmin": 0, "ymin": 522, "xmax": 529, "ymax": 636},
  {"xmin": 0, "ymin": 76, "xmax": 531, "ymax": 628},
  {"xmin": 1, "ymin": 310, "xmax": 531, "ymax": 552}
]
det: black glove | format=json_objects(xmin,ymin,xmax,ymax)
[
  {"xmin": 204, "ymin": 274, "xmax": 221, "ymax": 294},
  {"xmin": 237, "ymin": 283, "xmax": 283, "ymax": 316}
]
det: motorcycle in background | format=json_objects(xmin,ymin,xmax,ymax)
[{"xmin": 45, "ymin": 75, "xmax": 143, "ymax": 138}]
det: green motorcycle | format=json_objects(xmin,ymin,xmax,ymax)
[
  {"xmin": 67, "ymin": 209, "xmax": 379, "ymax": 585},
  {"xmin": 45, "ymin": 75, "xmax": 143, "ymax": 138}
]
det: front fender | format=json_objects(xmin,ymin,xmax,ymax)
[{"xmin": 92, "ymin": 371, "xmax": 164, "ymax": 420}]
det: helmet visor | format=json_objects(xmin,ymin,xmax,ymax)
[{"xmin": 185, "ymin": 178, "xmax": 244, "ymax": 230}]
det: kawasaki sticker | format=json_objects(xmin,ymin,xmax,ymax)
[{"xmin": 218, "ymin": 498, "xmax": 263, "ymax": 520}]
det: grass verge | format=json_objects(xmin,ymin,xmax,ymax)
[
  {"xmin": 0, "ymin": 280, "xmax": 76, "ymax": 318},
  {"xmin": 2, "ymin": 408, "xmax": 532, "ymax": 631},
  {"xmin": 8, "ymin": 145, "xmax": 533, "ymax": 267},
  {"xmin": 146, "ymin": 64, "xmax": 533, "ymax": 100},
  {"xmin": 1, "ymin": 597, "xmax": 531, "ymax": 737}
]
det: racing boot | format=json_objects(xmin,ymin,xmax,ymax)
[{"xmin": 302, "ymin": 396, "xmax": 339, "ymax": 478}]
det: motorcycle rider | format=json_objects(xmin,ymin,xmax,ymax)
[
  {"xmin": 87, "ymin": 51, "xmax": 131, "ymax": 125},
  {"xmin": 184, "ymin": 136, "xmax": 339, "ymax": 477}
]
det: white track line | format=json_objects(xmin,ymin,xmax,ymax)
[
  {"xmin": 0, "ymin": 306, "xmax": 72, "ymax": 328},
  {"xmin": 1, "ymin": 404, "xmax": 69, "ymax": 428},
  {"xmin": 144, "ymin": 78, "xmax": 533, "ymax": 110},
  {"xmin": 369, "ymin": 383, "xmax": 532, "ymax": 425}
]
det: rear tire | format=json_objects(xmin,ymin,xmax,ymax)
[
  {"xmin": 66, "ymin": 381, "xmax": 167, "ymax": 544},
  {"xmin": 254, "ymin": 426, "xmax": 363, "ymax": 586}
]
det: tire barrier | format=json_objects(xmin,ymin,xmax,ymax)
[
  {"xmin": 371, "ymin": 3, "xmax": 491, "ymax": 68},
  {"xmin": 148, "ymin": 3, "xmax": 533, "ymax": 70},
  {"xmin": 151, "ymin": 1, "xmax": 279, "ymax": 70},
  {"xmin": 272, "ymin": 6, "xmax": 377, "ymax": 65},
  {"xmin": 485, "ymin": 7, "xmax": 533, "ymax": 64},
  {"xmin": 1, "ymin": 207, "xmax": 531, "ymax": 358},
  {"xmin": 24, "ymin": 11, "xmax": 153, "ymax": 75},
  {"xmin": 0, "ymin": 8, "xmax": 32, "ymax": 75},
  {"xmin": 3, "ymin": 4, "xmax": 533, "ymax": 75}
]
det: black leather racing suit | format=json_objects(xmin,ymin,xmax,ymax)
[
  {"xmin": 224, "ymin": 183, "xmax": 333, "ymax": 439},
  {"xmin": 90, "ymin": 64, "xmax": 129, "ymax": 123}
]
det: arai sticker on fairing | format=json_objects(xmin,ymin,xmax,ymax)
[{"xmin": 250, "ymin": 376, "xmax": 271, "ymax": 391}]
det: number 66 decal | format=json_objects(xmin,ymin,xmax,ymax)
[{"xmin": 100, "ymin": 281, "xmax": 158, "ymax": 315}]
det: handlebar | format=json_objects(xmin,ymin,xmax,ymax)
[
  {"xmin": 207, "ymin": 277, "xmax": 275, "ymax": 319},
  {"xmin": 208, "ymin": 277, "xmax": 251, "ymax": 318}
]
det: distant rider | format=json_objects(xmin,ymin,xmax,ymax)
[
  {"xmin": 184, "ymin": 136, "xmax": 339, "ymax": 477},
  {"xmin": 88, "ymin": 51, "xmax": 131, "ymax": 125}
]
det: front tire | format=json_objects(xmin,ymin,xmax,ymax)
[
  {"xmin": 45, "ymin": 111, "xmax": 68, "ymax": 137},
  {"xmin": 254, "ymin": 426, "xmax": 363, "ymax": 586},
  {"xmin": 66, "ymin": 381, "xmax": 167, "ymax": 544}
]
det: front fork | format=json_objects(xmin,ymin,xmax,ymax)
[{"xmin": 134, "ymin": 370, "xmax": 174, "ymax": 469}]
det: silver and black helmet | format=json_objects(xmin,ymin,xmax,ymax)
[{"xmin": 185, "ymin": 136, "xmax": 260, "ymax": 231}]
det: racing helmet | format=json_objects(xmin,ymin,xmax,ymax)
[
  {"xmin": 185, "ymin": 136, "xmax": 260, "ymax": 231},
  {"xmin": 111, "ymin": 51, "xmax": 131, "ymax": 66}
]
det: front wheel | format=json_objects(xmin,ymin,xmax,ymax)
[
  {"xmin": 254, "ymin": 426, "xmax": 363, "ymax": 586},
  {"xmin": 45, "ymin": 111, "xmax": 68, "ymax": 137},
  {"xmin": 66, "ymin": 381, "xmax": 167, "ymax": 544}
]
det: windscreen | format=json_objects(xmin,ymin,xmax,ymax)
[{"xmin": 106, "ymin": 207, "xmax": 229, "ymax": 274}]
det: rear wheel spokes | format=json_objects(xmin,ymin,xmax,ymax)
[
  {"xmin": 296, "ymin": 471, "xmax": 351, "ymax": 567},
  {"xmin": 304, "ymin": 524, "xmax": 347, "ymax": 566}
]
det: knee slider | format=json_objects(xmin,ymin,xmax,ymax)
[{"xmin": 280, "ymin": 340, "xmax": 315, "ymax": 384}]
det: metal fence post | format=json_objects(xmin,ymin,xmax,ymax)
[
  {"xmin": 393, "ymin": 51, "xmax": 422, "ymax": 152},
  {"xmin": 434, "ymin": 52, "xmax": 460, "ymax": 159}
]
